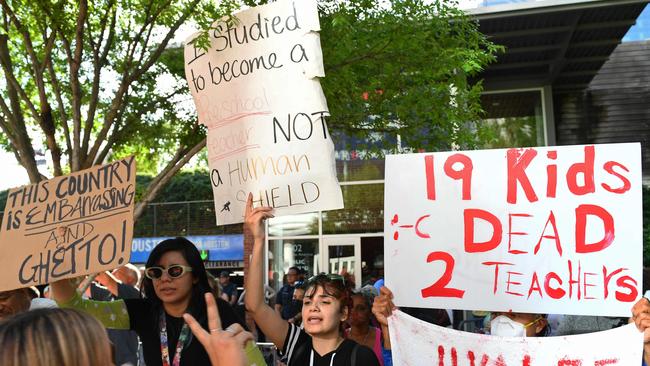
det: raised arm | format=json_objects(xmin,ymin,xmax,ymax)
[
  {"xmin": 95, "ymin": 271, "xmax": 120, "ymax": 296},
  {"xmin": 242, "ymin": 194, "xmax": 289, "ymax": 350},
  {"xmin": 51, "ymin": 278, "xmax": 130, "ymax": 330},
  {"xmin": 372, "ymin": 286, "xmax": 396, "ymax": 350}
]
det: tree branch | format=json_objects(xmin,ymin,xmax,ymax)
[
  {"xmin": 81, "ymin": 0, "xmax": 116, "ymax": 156},
  {"xmin": 130, "ymin": 0, "xmax": 200, "ymax": 82},
  {"xmin": 70, "ymin": 0, "xmax": 88, "ymax": 171},
  {"xmin": 133, "ymin": 138, "xmax": 206, "ymax": 221},
  {"xmin": 46, "ymin": 58, "xmax": 73, "ymax": 156}
]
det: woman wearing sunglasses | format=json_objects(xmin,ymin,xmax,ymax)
[
  {"xmin": 244, "ymin": 194, "xmax": 381, "ymax": 366},
  {"xmin": 51, "ymin": 237, "xmax": 264, "ymax": 366}
]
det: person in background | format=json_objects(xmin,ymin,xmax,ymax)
[
  {"xmin": 219, "ymin": 271, "xmax": 238, "ymax": 306},
  {"xmin": 275, "ymin": 266, "xmax": 300, "ymax": 320},
  {"xmin": 0, "ymin": 308, "xmax": 114, "ymax": 366},
  {"xmin": 287, "ymin": 282, "xmax": 306, "ymax": 326},
  {"xmin": 0, "ymin": 288, "xmax": 32, "ymax": 321},
  {"xmin": 346, "ymin": 287, "xmax": 384, "ymax": 366},
  {"xmin": 90, "ymin": 264, "xmax": 142, "ymax": 366}
]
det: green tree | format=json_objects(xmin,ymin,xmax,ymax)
[
  {"xmin": 0, "ymin": 0, "xmax": 230, "ymax": 220},
  {"xmin": 317, "ymin": 0, "xmax": 501, "ymax": 153}
]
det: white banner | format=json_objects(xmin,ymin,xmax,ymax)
[
  {"xmin": 388, "ymin": 310, "xmax": 643, "ymax": 365},
  {"xmin": 184, "ymin": 0, "xmax": 343, "ymax": 225},
  {"xmin": 384, "ymin": 143, "xmax": 642, "ymax": 316}
]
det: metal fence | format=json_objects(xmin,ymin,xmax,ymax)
[
  {"xmin": 134, "ymin": 200, "xmax": 243, "ymax": 237},
  {"xmin": 0, "ymin": 201, "xmax": 243, "ymax": 239}
]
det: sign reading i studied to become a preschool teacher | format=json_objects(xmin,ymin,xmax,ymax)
[
  {"xmin": 183, "ymin": 0, "xmax": 343, "ymax": 225},
  {"xmin": 385, "ymin": 143, "xmax": 642, "ymax": 317},
  {"xmin": 0, "ymin": 157, "xmax": 136, "ymax": 291}
]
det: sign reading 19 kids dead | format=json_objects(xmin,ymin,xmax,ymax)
[
  {"xmin": 184, "ymin": 0, "xmax": 343, "ymax": 225},
  {"xmin": 0, "ymin": 158, "xmax": 135, "ymax": 291},
  {"xmin": 385, "ymin": 144, "xmax": 641, "ymax": 316}
]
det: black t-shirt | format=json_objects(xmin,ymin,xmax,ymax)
[
  {"xmin": 282, "ymin": 323, "xmax": 380, "ymax": 366},
  {"xmin": 124, "ymin": 297, "xmax": 243, "ymax": 366},
  {"xmin": 276, "ymin": 284, "xmax": 299, "ymax": 319}
]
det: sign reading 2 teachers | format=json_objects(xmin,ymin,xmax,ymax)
[
  {"xmin": 0, "ymin": 157, "xmax": 136, "ymax": 291},
  {"xmin": 184, "ymin": 0, "xmax": 343, "ymax": 225},
  {"xmin": 384, "ymin": 144, "xmax": 642, "ymax": 316}
]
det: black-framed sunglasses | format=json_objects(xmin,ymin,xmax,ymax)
[
  {"xmin": 144, "ymin": 265, "xmax": 193, "ymax": 280},
  {"xmin": 307, "ymin": 273, "xmax": 345, "ymax": 285}
]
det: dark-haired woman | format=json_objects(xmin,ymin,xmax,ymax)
[
  {"xmin": 51, "ymin": 237, "xmax": 264, "ymax": 366},
  {"xmin": 244, "ymin": 194, "xmax": 381, "ymax": 366}
]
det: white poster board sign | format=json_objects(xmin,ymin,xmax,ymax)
[
  {"xmin": 384, "ymin": 143, "xmax": 642, "ymax": 316},
  {"xmin": 184, "ymin": 0, "xmax": 343, "ymax": 225},
  {"xmin": 388, "ymin": 310, "xmax": 643, "ymax": 365}
]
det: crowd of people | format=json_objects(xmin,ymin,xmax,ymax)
[{"xmin": 1, "ymin": 194, "xmax": 650, "ymax": 366}]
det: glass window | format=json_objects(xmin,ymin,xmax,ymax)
[
  {"xmin": 268, "ymin": 212, "xmax": 318, "ymax": 237},
  {"xmin": 479, "ymin": 90, "xmax": 545, "ymax": 148},
  {"xmin": 269, "ymin": 239, "xmax": 319, "ymax": 291},
  {"xmin": 322, "ymin": 184, "xmax": 384, "ymax": 235},
  {"xmin": 360, "ymin": 236, "xmax": 384, "ymax": 287}
]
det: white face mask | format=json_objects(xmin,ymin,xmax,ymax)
[{"xmin": 490, "ymin": 315, "xmax": 526, "ymax": 337}]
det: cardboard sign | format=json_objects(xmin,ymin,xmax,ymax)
[
  {"xmin": 184, "ymin": 0, "xmax": 343, "ymax": 225},
  {"xmin": 388, "ymin": 310, "xmax": 643, "ymax": 365},
  {"xmin": 0, "ymin": 157, "xmax": 136, "ymax": 291},
  {"xmin": 384, "ymin": 144, "xmax": 642, "ymax": 316}
]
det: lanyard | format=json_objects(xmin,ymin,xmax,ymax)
[{"xmin": 159, "ymin": 308, "xmax": 190, "ymax": 366}]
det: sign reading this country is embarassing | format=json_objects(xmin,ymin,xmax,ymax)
[
  {"xmin": 384, "ymin": 143, "xmax": 642, "ymax": 316},
  {"xmin": 184, "ymin": 0, "xmax": 343, "ymax": 225},
  {"xmin": 0, "ymin": 157, "xmax": 136, "ymax": 291}
]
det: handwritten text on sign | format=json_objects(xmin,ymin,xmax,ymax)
[
  {"xmin": 384, "ymin": 144, "xmax": 642, "ymax": 316},
  {"xmin": 0, "ymin": 158, "xmax": 136, "ymax": 291},
  {"xmin": 184, "ymin": 0, "xmax": 343, "ymax": 225},
  {"xmin": 388, "ymin": 310, "xmax": 642, "ymax": 365}
]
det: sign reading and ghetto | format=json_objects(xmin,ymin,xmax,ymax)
[{"xmin": 0, "ymin": 158, "xmax": 135, "ymax": 291}]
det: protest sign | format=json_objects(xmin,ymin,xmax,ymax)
[
  {"xmin": 388, "ymin": 310, "xmax": 643, "ymax": 366},
  {"xmin": 0, "ymin": 157, "xmax": 136, "ymax": 291},
  {"xmin": 384, "ymin": 143, "xmax": 642, "ymax": 316},
  {"xmin": 184, "ymin": 0, "xmax": 343, "ymax": 225}
]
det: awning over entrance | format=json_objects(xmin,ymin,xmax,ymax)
[{"xmin": 469, "ymin": 0, "xmax": 649, "ymax": 91}]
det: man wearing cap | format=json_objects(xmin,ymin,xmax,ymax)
[
  {"xmin": 275, "ymin": 266, "xmax": 301, "ymax": 320},
  {"xmin": 219, "ymin": 270, "xmax": 238, "ymax": 306}
]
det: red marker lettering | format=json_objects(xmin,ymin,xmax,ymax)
[
  {"xmin": 575, "ymin": 205, "xmax": 614, "ymax": 254},
  {"xmin": 464, "ymin": 209, "xmax": 502, "ymax": 253},
  {"xmin": 507, "ymin": 148, "xmax": 538, "ymax": 204},
  {"xmin": 566, "ymin": 145, "xmax": 595, "ymax": 195}
]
